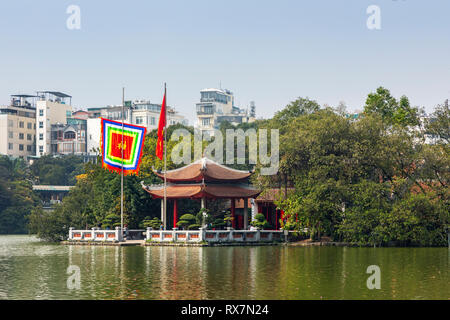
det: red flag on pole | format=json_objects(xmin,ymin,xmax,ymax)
[{"xmin": 156, "ymin": 91, "xmax": 166, "ymax": 160}]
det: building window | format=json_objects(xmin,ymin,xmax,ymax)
[
  {"xmin": 27, "ymin": 134, "xmax": 32, "ymax": 141},
  {"xmin": 202, "ymin": 118, "xmax": 211, "ymax": 126},
  {"xmin": 151, "ymin": 117, "xmax": 156, "ymax": 125},
  {"xmin": 39, "ymin": 121, "xmax": 43, "ymax": 128},
  {"xmin": 39, "ymin": 109, "xmax": 44, "ymax": 116},
  {"xmin": 8, "ymin": 131, "xmax": 13, "ymax": 139},
  {"xmin": 8, "ymin": 143, "xmax": 13, "ymax": 150},
  {"xmin": 64, "ymin": 131, "xmax": 76, "ymax": 139},
  {"xmin": 27, "ymin": 122, "xmax": 32, "ymax": 129},
  {"xmin": 19, "ymin": 144, "xmax": 24, "ymax": 151},
  {"xmin": 64, "ymin": 143, "xmax": 73, "ymax": 152},
  {"xmin": 39, "ymin": 133, "xmax": 43, "ymax": 140},
  {"xmin": 136, "ymin": 116, "xmax": 144, "ymax": 125},
  {"xmin": 19, "ymin": 121, "xmax": 24, "ymax": 128},
  {"xmin": 27, "ymin": 145, "xmax": 32, "ymax": 152},
  {"xmin": 19, "ymin": 133, "xmax": 24, "ymax": 140},
  {"xmin": 39, "ymin": 146, "xmax": 43, "ymax": 153}
]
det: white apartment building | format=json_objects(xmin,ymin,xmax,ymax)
[
  {"xmin": 87, "ymin": 118, "xmax": 101, "ymax": 156},
  {"xmin": 0, "ymin": 95, "xmax": 36, "ymax": 158},
  {"xmin": 35, "ymin": 91, "xmax": 72, "ymax": 157},
  {"xmin": 132, "ymin": 99, "xmax": 188, "ymax": 131},
  {"xmin": 196, "ymin": 88, "xmax": 255, "ymax": 135},
  {"xmin": 86, "ymin": 99, "xmax": 188, "ymax": 155}
]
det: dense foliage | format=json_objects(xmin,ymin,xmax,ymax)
[
  {"xmin": 259, "ymin": 88, "xmax": 449, "ymax": 246},
  {"xmin": 0, "ymin": 156, "xmax": 39, "ymax": 234},
  {"xmin": 30, "ymin": 155, "xmax": 85, "ymax": 185}
]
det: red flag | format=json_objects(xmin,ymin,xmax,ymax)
[{"xmin": 156, "ymin": 91, "xmax": 166, "ymax": 160}]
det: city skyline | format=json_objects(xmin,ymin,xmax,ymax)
[{"xmin": 1, "ymin": 1, "xmax": 449, "ymax": 125}]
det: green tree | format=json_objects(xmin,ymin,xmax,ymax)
[
  {"xmin": 364, "ymin": 87, "xmax": 419, "ymax": 127},
  {"xmin": 0, "ymin": 156, "xmax": 38, "ymax": 234}
]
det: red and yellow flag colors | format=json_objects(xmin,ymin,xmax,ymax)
[{"xmin": 100, "ymin": 118, "xmax": 146, "ymax": 175}]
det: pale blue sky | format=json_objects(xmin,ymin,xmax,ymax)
[{"xmin": 0, "ymin": 0, "xmax": 449, "ymax": 124}]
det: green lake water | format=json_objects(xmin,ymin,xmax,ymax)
[{"xmin": 0, "ymin": 235, "xmax": 448, "ymax": 300}]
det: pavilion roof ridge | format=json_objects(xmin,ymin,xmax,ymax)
[
  {"xmin": 152, "ymin": 157, "xmax": 253, "ymax": 175},
  {"xmin": 201, "ymin": 157, "xmax": 254, "ymax": 174}
]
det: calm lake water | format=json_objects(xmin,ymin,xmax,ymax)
[{"xmin": 0, "ymin": 235, "xmax": 448, "ymax": 300}]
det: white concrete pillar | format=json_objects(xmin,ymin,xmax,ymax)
[
  {"xmin": 116, "ymin": 226, "xmax": 122, "ymax": 241},
  {"xmin": 201, "ymin": 197, "xmax": 206, "ymax": 209},
  {"xmin": 251, "ymin": 199, "xmax": 258, "ymax": 222},
  {"xmin": 160, "ymin": 198, "xmax": 164, "ymax": 229},
  {"xmin": 146, "ymin": 227, "xmax": 150, "ymax": 241}
]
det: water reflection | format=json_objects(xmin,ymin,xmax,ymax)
[{"xmin": 0, "ymin": 236, "xmax": 448, "ymax": 300}]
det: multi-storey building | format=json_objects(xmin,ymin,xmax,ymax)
[
  {"xmin": 50, "ymin": 117, "xmax": 87, "ymax": 155},
  {"xmin": 195, "ymin": 88, "xmax": 255, "ymax": 135},
  {"xmin": 0, "ymin": 95, "xmax": 36, "ymax": 158},
  {"xmin": 35, "ymin": 91, "xmax": 73, "ymax": 157},
  {"xmin": 86, "ymin": 99, "xmax": 187, "ymax": 156},
  {"xmin": 131, "ymin": 99, "xmax": 188, "ymax": 131}
]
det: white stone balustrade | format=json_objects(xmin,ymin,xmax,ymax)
[
  {"xmin": 146, "ymin": 228, "xmax": 284, "ymax": 243},
  {"xmin": 68, "ymin": 227, "xmax": 122, "ymax": 242}
]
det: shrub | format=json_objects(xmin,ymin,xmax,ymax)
[
  {"xmin": 251, "ymin": 213, "xmax": 270, "ymax": 229},
  {"xmin": 177, "ymin": 214, "xmax": 196, "ymax": 229}
]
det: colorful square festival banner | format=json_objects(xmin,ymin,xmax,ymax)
[{"xmin": 101, "ymin": 118, "xmax": 147, "ymax": 175}]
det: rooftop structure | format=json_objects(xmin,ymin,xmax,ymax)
[
  {"xmin": 143, "ymin": 157, "xmax": 260, "ymax": 230},
  {"xmin": 152, "ymin": 157, "xmax": 252, "ymax": 182},
  {"xmin": 36, "ymin": 91, "xmax": 72, "ymax": 105}
]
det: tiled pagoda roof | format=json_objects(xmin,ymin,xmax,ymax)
[
  {"xmin": 142, "ymin": 182, "xmax": 261, "ymax": 199},
  {"xmin": 152, "ymin": 157, "xmax": 252, "ymax": 182}
]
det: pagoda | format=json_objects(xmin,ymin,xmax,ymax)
[{"xmin": 142, "ymin": 157, "xmax": 261, "ymax": 230}]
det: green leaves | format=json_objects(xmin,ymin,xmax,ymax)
[
  {"xmin": 262, "ymin": 92, "xmax": 448, "ymax": 246},
  {"xmin": 0, "ymin": 156, "xmax": 38, "ymax": 234},
  {"xmin": 364, "ymin": 87, "xmax": 420, "ymax": 127}
]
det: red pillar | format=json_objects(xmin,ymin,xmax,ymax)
[
  {"xmin": 173, "ymin": 199, "xmax": 178, "ymax": 229},
  {"xmin": 231, "ymin": 198, "xmax": 236, "ymax": 229},
  {"xmin": 275, "ymin": 210, "xmax": 278, "ymax": 230}
]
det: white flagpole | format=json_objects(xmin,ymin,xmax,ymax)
[
  {"xmin": 121, "ymin": 87, "xmax": 124, "ymax": 240},
  {"xmin": 163, "ymin": 83, "xmax": 167, "ymax": 230}
]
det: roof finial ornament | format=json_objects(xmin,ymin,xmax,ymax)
[{"xmin": 201, "ymin": 156, "xmax": 207, "ymax": 170}]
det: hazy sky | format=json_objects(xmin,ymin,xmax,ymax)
[{"xmin": 0, "ymin": 0, "xmax": 449, "ymax": 124}]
